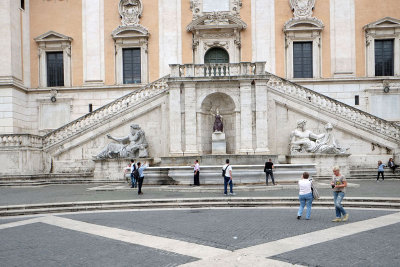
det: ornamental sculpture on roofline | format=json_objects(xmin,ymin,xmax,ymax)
[
  {"xmin": 289, "ymin": 0, "xmax": 315, "ymax": 19},
  {"xmin": 119, "ymin": 0, "xmax": 143, "ymax": 26}
]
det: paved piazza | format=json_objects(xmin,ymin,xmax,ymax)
[{"xmin": 1, "ymin": 207, "xmax": 399, "ymax": 266}]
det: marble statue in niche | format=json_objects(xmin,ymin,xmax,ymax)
[
  {"xmin": 211, "ymin": 108, "xmax": 224, "ymax": 132},
  {"xmin": 290, "ymin": 120, "xmax": 348, "ymax": 154},
  {"xmin": 96, "ymin": 124, "xmax": 149, "ymax": 159}
]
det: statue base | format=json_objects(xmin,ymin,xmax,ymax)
[
  {"xmin": 93, "ymin": 158, "xmax": 154, "ymax": 180},
  {"xmin": 287, "ymin": 153, "xmax": 350, "ymax": 178},
  {"xmin": 212, "ymin": 131, "xmax": 226, "ymax": 155}
]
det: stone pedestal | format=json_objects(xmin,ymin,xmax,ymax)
[
  {"xmin": 287, "ymin": 154, "xmax": 351, "ymax": 178},
  {"xmin": 212, "ymin": 132, "xmax": 226, "ymax": 155}
]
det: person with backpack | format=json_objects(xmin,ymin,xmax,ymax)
[
  {"xmin": 136, "ymin": 161, "xmax": 148, "ymax": 195},
  {"xmin": 130, "ymin": 159, "xmax": 137, "ymax": 188},
  {"xmin": 222, "ymin": 159, "xmax": 234, "ymax": 196}
]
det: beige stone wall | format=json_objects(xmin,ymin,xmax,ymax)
[
  {"xmin": 26, "ymin": 0, "xmax": 400, "ymax": 86},
  {"xmin": 355, "ymin": 0, "xmax": 400, "ymax": 77},
  {"xmin": 30, "ymin": 0, "xmax": 83, "ymax": 88}
]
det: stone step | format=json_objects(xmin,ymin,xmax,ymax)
[{"xmin": 1, "ymin": 197, "xmax": 399, "ymax": 216}]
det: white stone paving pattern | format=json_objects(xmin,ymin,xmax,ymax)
[{"xmin": 1, "ymin": 211, "xmax": 399, "ymax": 266}]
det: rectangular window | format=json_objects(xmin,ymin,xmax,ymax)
[
  {"xmin": 123, "ymin": 48, "xmax": 141, "ymax": 84},
  {"xmin": 21, "ymin": 0, "xmax": 25, "ymax": 10},
  {"xmin": 293, "ymin": 42, "xmax": 313, "ymax": 78},
  {"xmin": 375, "ymin": 39, "xmax": 394, "ymax": 76},
  {"xmin": 355, "ymin": 95, "xmax": 359, "ymax": 105},
  {"xmin": 46, "ymin": 52, "xmax": 64, "ymax": 87}
]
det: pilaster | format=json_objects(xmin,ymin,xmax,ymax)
[
  {"xmin": 239, "ymin": 81, "xmax": 254, "ymax": 153},
  {"xmin": 184, "ymin": 82, "xmax": 198, "ymax": 155},
  {"xmin": 254, "ymin": 80, "xmax": 269, "ymax": 153},
  {"xmin": 169, "ymin": 83, "xmax": 183, "ymax": 155},
  {"xmin": 82, "ymin": 0, "xmax": 105, "ymax": 85}
]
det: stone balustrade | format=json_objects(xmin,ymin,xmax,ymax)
[
  {"xmin": 170, "ymin": 62, "xmax": 266, "ymax": 78},
  {"xmin": 0, "ymin": 134, "xmax": 43, "ymax": 148},
  {"xmin": 267, "ymin": 74, "xmax": 400, "ymax": 141},
  {"xmin": 43, "ymin": 77, "xmax": 169, "ymax": 149}
]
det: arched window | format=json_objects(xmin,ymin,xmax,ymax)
[{"xmin": 204, "ymin": 48, "xmax": 229, "ymax": 63}]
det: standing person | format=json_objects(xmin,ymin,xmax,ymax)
[
  {"xmin": 263, "ymin": 158, "xmax": 275, "ymax": 186},
  {"xmin": 136, "ymin": 161, "xmax": 148, "ymax": 195},
  {"xmin": 331, "ymin": 166, "xmax": 349, "ymax": 222},
  {"xmin": 377, "ymin": 160, "xmax": 386, "ymax": 182},
  {"xmin": 192, "ymin": 160, "xmax": 200, "ymax": 186},
  {"xmin": 297, "ymin": 172, "xmax": 313, "ymax": 220},
  {"xmin": 387, "ymin": 158, "xmax": 398, "ymax": 174},
  {"xmin": 222, "ymin": 159, "xmax": 234, "ymax": 195},
  {"xmin": 130, "ymin": 159, "xmax": 137, "ymax": 188}
]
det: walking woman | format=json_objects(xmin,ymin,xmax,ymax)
[
  {"xmin": 297, "ymin": 172, "xmax": 313, "ymax": 220},
  {"xmin": 331, "ymin": 166, "xmax": 349, "ymax": 222}
]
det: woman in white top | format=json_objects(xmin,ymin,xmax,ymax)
[{"xmin": 297, "ymin": 172, "xmax": 313, "ymax": 220}]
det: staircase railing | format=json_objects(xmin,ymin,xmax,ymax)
[
  {"xmin": 43, "ymin": 76, "xmax": 169, "ymax": 148},
  {"xmin": 267, "ymin": 73, "xmax": 400, "ymax": 141}
]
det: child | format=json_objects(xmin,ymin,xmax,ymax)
[{"xmin": 377, "ymin": 160, "xmax": 386, "ymax": 182}]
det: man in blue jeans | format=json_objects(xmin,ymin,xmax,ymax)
[
  {"xmin": 222, "ymin": 159, "xmax": 235, "ymax": 196},
  {"xmin": 331, "ymin": 166, "xmax": 349, "ymax": 222}
]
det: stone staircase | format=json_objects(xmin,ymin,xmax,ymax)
[
  {"xmin": 1, "ymin": 197, "xmax": 399, "ymax": 216},
  {"xmin": 43, "ymin": 76, "xmax": 169, "ymax": 150},
  {"xmin": 266, "ymin": 73, "xmax": 400, "ymax": 144}
]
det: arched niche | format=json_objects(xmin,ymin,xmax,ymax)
[{"xmin": 199, "ymin": 92, "xmax": 236, "ymax": 154}]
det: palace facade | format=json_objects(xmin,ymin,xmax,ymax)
[{"xmin": 0, "ymin": 0, "xmax": 399, "ymax": 179}]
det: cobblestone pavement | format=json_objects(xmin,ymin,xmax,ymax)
[
  {"xmin": 0, "ymin": 180, "xmax": 399, "ymax": 206},
  {"xmin": 1, "ymin": 208, "xmax": 399, "ymax": 266},
  {"xmin": 0, "ymin": 180, "xmax": 399, "ymax": 266}
]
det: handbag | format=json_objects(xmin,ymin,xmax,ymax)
[{"xmin": 311, "ymin": 182, "xmax": 320, "ymax": 200}]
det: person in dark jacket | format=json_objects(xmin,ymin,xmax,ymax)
[{"xmin": 264, "ymin": 158, "xmax": 275, "ymax": 186}]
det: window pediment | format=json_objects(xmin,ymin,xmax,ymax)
[
  {"xmin": 112, "ymin": 25, "xmax": 149, "ymax": 39},
  {"xmin": 284, "ymin": 17, "xmax": 324, "ymax": 32},
  {"xmin": 364, "ymin": 17, "xmax": 400, "ymax": 30},
  {"xmin": 34, "ymin": 31, "xmax": 72, "ymax": 43}
]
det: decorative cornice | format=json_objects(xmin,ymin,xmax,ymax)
[{"xmin": 187, "ymin": 13, "xmax": 247, "ymax": 32}]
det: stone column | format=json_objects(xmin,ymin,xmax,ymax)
[
  {"xmin": 169, "ymin": 83, "xmax": 183, "ymax": 155},
  {"xmin": 255, "ymin": 79, "xmax": 269, "ymax": 153},
  {"xmin": 184, "ymin": 82, "xmax": 198, "ymax": 155},
  {"xmin": 239, "ymin": 81, "xmax": 254, "ymax": 153}
]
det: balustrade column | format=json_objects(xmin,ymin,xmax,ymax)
[
  {"xmin": 184, "ymin": 82, "xmax": 198, "ymax": 155},
  {"xmin": 239, "ymin": 81, "xmax": 254, "ymax": 154},
  {"xmin": 255, "ymin": 79, "xmax": 270, "ymax": 153},
  {"xmin": 169, "ymin": 83, "xmax": 183, "ymax": 155}
]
